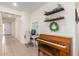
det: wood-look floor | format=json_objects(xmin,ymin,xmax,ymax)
[{"xmin": 0, "ymin": 35, "xmax": 38, "ymax": 56}]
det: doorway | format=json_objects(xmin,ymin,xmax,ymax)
[{"xmin": 3, "ymin": 22, "xmax": 12, "ymax": 35}]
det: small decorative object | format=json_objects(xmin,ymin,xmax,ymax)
[{"xmin": 49, "ymin": 22, "xmax": 59, "ymax": 32}]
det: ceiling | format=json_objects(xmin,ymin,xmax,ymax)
[
  {"xmin": 0, "ymin": 2, "xmax": 47, "ymax": 13},
  {"xmin": 0, "ymin": 2, "xmax": 47, "ymax": 23}
]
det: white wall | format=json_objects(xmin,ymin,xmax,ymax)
[
  {"xmin": 31, "ymin": 2, "xmax": 76, "ymax": 55},
  {"xmin": 0, "ymin": 13, "xmax": 3, "ymax": 35},
  {"xmin": 0, "ymin": 6, "xmax": 31, "ymax": 44},
  {"xmin": 75, "ymin": 8, "xmax": 79, "ymax": 56},
  {"xmin": 11, "ymin": 22, "xmax": 15, "ymax": 37}
]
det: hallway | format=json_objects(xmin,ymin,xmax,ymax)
[
  {"xmin": 0, "ymin": 2, "xmax": 76, "ymax": 56},
  {"xmin": 0, "ymin": 35, "xmax": 38, "ymax": 56}
]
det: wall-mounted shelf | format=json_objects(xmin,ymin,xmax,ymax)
[
  {"xmin": 44, "ymin": 17, "xmax": 64, "ymax": 22},
  {"xmin": 44, "ymin": 7, "xmax": 64, "ymax": 16}
]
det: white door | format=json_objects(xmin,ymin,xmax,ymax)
[{"xmin": 4, "ymin": 22, "xmax": 12, "ymax": 35}]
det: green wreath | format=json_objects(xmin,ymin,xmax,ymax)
[{"xmin": 49, "ymin": 22, "xmax": 59, "ymax": 32}]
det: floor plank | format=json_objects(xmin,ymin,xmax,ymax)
[{"xmin": 0, "ymin": 35, "xmax": 38, "ymax": 56}]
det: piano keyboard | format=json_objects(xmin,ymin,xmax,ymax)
[{"xmin": 37, "ymin": 39, "xmax": 66, "ymax": 48}]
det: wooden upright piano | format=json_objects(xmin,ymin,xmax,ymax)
[{"xmin": 37, "ymin": 34, "xmax": 72, "ymax": 56}]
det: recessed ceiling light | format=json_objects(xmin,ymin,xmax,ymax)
[{"xmin": 12, "ymin": 2, "xmax": 18, "ymax": 7}]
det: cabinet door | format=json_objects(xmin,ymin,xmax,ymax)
[{"xmin": 59, "ymin": 51, "xmax": 68, "ymax": 56}]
